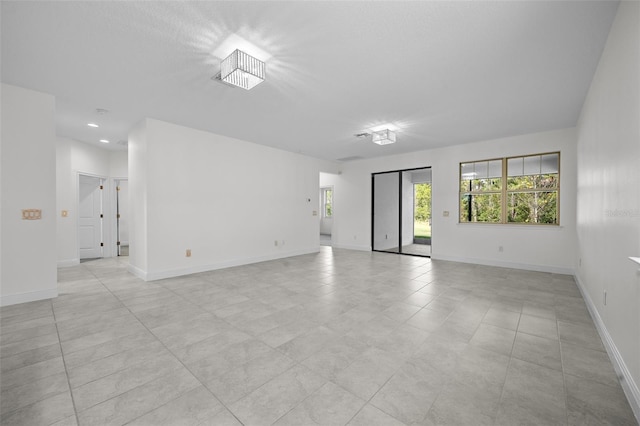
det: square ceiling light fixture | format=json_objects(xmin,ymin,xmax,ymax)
[
  {"xmin": 372, "ymin": 129, "xmax": 396, "ymax": 145},
  {"xmin": 220, "ymin": 49, "xmax": 265, "ymax": 90}
]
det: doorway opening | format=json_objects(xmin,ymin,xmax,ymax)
[
  {"xmin": 319, "ymin": 186, "xmax": 333, "ymax": 246},
  {"xmin": 115, "ymin": 179, "xmax": 129, "ymax": 256},
  {"xmin": 372, "ymin": 167, "xmax": 432, "ymax": 257},
  {"xmin": 78, "ymin": 174, "xmax": 104, "ymax": 261}
]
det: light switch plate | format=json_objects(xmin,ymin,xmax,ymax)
[{"xmin": 22, "ymin": 209, "xmax": 42, "ymax": 220}]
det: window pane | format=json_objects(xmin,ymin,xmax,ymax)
[
  {"xmin": 488, "ymin": 160, "xmax": 502, "ymax": 178},
  {"xmin": 507, "ymin": 157, "xmax": 523, "ymax": 177},
  {"xmin": 461, "ymin": 163, "xmax": 475, "ymax": 177},
  {"xmin": 541, "ymin": 153, "xmax": 559, "ymax": 174},
  {"xmin": 460, "ymin": 193, "xmax": 502, "ymax": 223},
  {"xmin": 523, "ymin": 155, "xmax": 541, "ymax": 176},
  {"xmin": 508, "ymin": 175, "xmax": 534, "ymax": 190},
  {"xmin": 323, "ymin": 189, "xmax": 332, "ymax": 217},
  {"xmin": 471, "ymin": 178, "xmax": 502, "ymax": 191},
  {"xmin": 507, "ymin": 191, "xmax": 557, "ymax": 224}
]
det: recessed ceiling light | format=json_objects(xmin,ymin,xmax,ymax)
[
  {"xmin": 99, "ymin": 139, "xmax": 109, "ymax": 144},
  {"xmin": 87, "ymin": 123, "xmax": 99, "ymax": 128}
]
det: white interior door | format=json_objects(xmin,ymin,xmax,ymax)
[{"xmin": 79, "ymin": 175, "xmax": 103, "ymax": 259}]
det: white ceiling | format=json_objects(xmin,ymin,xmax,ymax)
[{"xmin": 1, "ymin": 1, "xmax": 618, "ymax": 161}]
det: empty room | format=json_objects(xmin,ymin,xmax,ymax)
[{"xmin": 1, "ymin": 1, "xmax": 639, "ymax": 425}]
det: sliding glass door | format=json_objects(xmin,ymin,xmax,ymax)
[{"xmin": 372, "ymin": 167, "xmax": 431, "ymax": 257}]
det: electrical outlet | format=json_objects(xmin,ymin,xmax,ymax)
[
  {"xmin": 274, "ymin": 240, "xmax": 278, "ymax": 246},
  {"xmin": 186, "ymin": 249, "xmax": 191, "ymax": 257},
  {"xmin": 385, "ymin": 234, "xmax": 388, "ymax": 239},
  {"xmin": 498, "ymin": 246, "xmax": 503, "ymax": 252},
  {"xmin": 443, "ymin": 211, "xmax": 450, "ymax": 217}
]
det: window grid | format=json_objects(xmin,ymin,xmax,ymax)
[{"xmin": 460, "ymin": 152, "xmax": 560, "ymax": 225}]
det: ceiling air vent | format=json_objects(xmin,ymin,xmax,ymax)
[{"xmin": 336, "ymin": 156, "xmax": 363, "ymax": 162}]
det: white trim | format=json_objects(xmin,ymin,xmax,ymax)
[
  {"xmin": 573, "ymin": 274, "xmax": 640, "ymax": 423},
  {"xmin": 127, "ymin": 263, "xmax": 148, "ymax": 281},
  {"xmin": 430, "ymin": 253, "xmax": 574, "ymax": 275},
  {"xmin": 58, "ymin": 259, "xmax": 80, "ymax": 267},
  {"xmin": 112, "ymin": 178, "xmax": 128, "ymax": 258},
  {"xmin": 129, "ymin": 247, "xmax": 320, "ymax": 282},
  {"xmin": 0, "ymin": 288, "xmax": 58, "ymax": 307}
]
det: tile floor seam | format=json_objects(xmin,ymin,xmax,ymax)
[
  {"xmin": 496, "ymin": 347, "xmax": 517, "ymax": 426},
  {"xmin": 51, "ymin": 299, "xmax": 81, "ymax": 426},
  {"xmin": 357, "ymin": 354, "xmax": 415, "ymax": 425},
  {"xmin": 265, "ymin": 368, "xmax": 323, "ymax": 426},
  {"xmin": 559, "ymin": 334, "xmax": 571, "ymax": 426},
  {"xmin": 75, "ymin": 367, "xmax": 195, "ymax": 419},
  {"xmin": 0, "ymin": 387, "xmax": 71, "ymax": 421}
]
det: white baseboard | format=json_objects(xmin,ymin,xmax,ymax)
[
  {"xmin": 0, "ymin": 288, "xmax": 58, "ymax": 307},
  {"xmin": 573, "ymin": 274, "xmax": 640, "ymax": 422},
  {"xmin": 127, "ymin": 263, "xmax": 149, "ymax": 281},
  {"xmin": 129, "ymin": 247, "xmax": 321, "ymax": 282},
  {"xmin": 57, "ymin": 259, "xmax": 80, "ymax": 267},
  {"xmin": 332, "ymin": 243, "xmax": 371, "ymax": 251},
  {"xmin": 430, "ymin": 254, "xmax": 575, "ymax": 275}
]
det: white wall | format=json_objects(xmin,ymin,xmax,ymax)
[
  {"xmin": 334, "ymin": 127, "xmax": 578, "ymax": 274},
  {"xmin": 575, "ymin": 1, "xmax": 640, "ymax": 418},
  {"xmin": 128, "ymin": 121, "xmax": 149, "ymax": 275},
  {"xmin": 129, "ymin": 118, "xmax": 338, "ymax": 281},
  {"xmin": 56, "ymin": 137, "xmax": 128, "ymax": 265},
  {"xmin": 1, "ymin": 84, "xmax": 57, "ymax": 306},
  {"xmin": 110, "ymin": 151, "xmax": 128, "ymax": 178}
]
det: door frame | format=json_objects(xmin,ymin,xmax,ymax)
[
  {"xmin": 371, "ymin": 166, "xmax": 432, "ymax": 258},
  {"xmin": 111, "ymin": 177, "xmax": 128, "ymax": 256}
]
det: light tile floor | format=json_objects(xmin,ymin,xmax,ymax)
[{"xmin": 1, "ymin": 248, "xmax": 637, "ymax": 426}]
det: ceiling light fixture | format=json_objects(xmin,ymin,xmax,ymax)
[
  {"xmin": 99, "ymin": 139, "xmax": 109, "ymax": 144},
  {"xmin": 87, "ymin": 123, "xmax": 99, "ymax": 128},
  {"xmin": 220, "ymin": 49, "xmax": 265, "ymax": 90},
  {"xmin": 372, "ymin": 129, "xmax": 396, "ymax": 145}
]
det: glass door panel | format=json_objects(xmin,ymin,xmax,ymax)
[{"xmin": 372, "ymin": 172, "xmax": 400, "ymax": 253}]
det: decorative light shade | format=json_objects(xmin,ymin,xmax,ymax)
[
  {"xmin": 372, "ymin": 129, "xmax": 396, "ymax": 145},
  {"xmin": 220, "ymin": 49, "xmax": 265, "ymax": 90}
]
